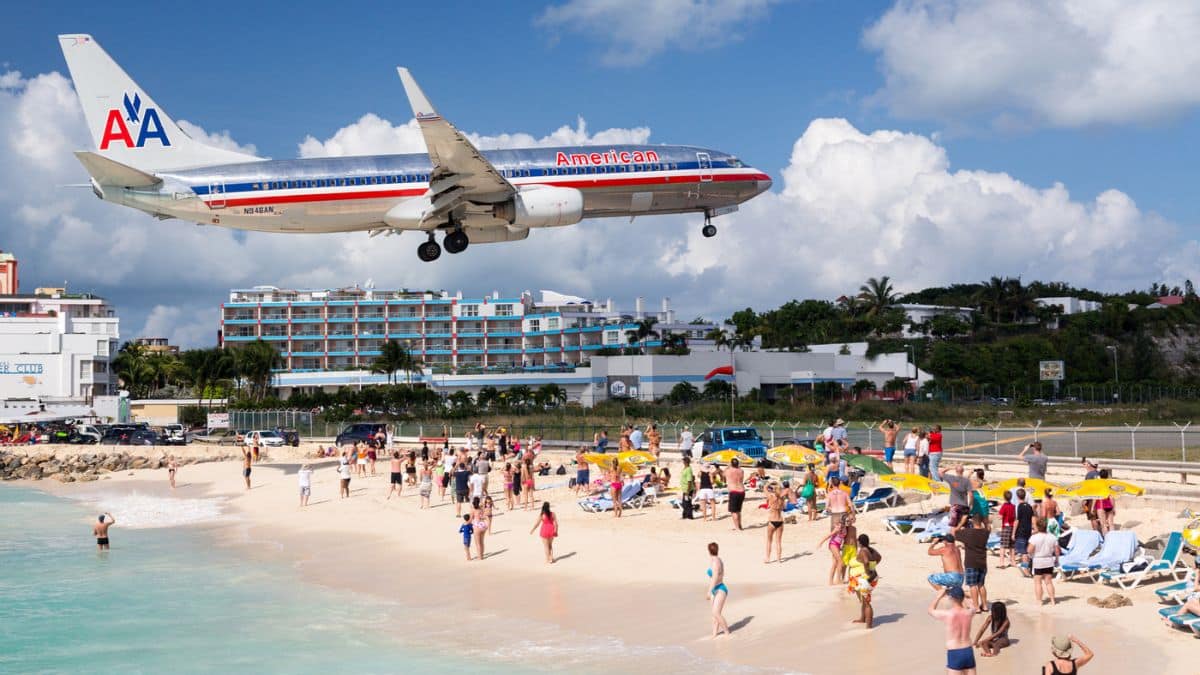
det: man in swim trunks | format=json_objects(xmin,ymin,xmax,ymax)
[
  {"xmin": 878, "ymin": 420, "xmax": 899, "ymax": 468},
  {"xmin": 927, "ymin": 534, "xmax": 965, "ymax": 592},
  {"xmin": 928, "ymin": 586, "xmax": 976, "ymax": 674},
  {"xmin": 724, "ymin": 459, "xmax": 746, "ymax": 531},
  {"xmin": 241, "ymin": 447, "xmax": 253, "ymax": 490},
  {"xmin": 93, "ymin": 512, "xmax": 115, "ymax": 551}
]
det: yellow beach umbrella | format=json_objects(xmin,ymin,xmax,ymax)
[
  {"xmin": 1058, "ymin": 478, "xmax": 1145, "ymax": 500},
  {"xmin": 701, "ymin": 450, "xmax": 756, "ymax": 466},
  {"xmin": 767, "ymin": 444, "xmax": 825, "ymax": 467},
  {"xmin": 618, "ymin": 450, "xmax": 656, "ymax": 467},
  {"xmin": 879, "ymin": 472, "xmax": 949, "ymax": 495},
  {"xmin": 583, "ymin": 453, "xmax": 639, "ymax": 475},
  {"xmin": 982, "ymin": 477, "xmax": 1059, "ymax": 501},
  {"xmin": 1184, "ymin": 520, "xmax": 1200, "ymax": 548}
]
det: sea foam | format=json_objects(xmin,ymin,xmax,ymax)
[{"xmin": 69, "ymin": 491, "xmax": 227, "ymax": 529}]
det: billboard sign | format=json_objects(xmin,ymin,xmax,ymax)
[
  {"xmin": 1039, "ymin": 360, "xmax": 1065, "ymax": 382},
  {"xmin": 206, "ymin": 412, "xmax": 230, "ymax": 429}
]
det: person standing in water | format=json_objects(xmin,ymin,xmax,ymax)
[
  {"xmin": 531, "ymin": 501, "xmax": 558, "ymax": 564},
  {"xmin": 928, "ymin": 586, "xmax": 976, "ymax": 675},
  {"xmin": 93, "ymin": 512, "xmax": 115, "ymax": 551},
  {"xmin": 706, "ymin": 541, "xmax": 731, "ymax": 639}
]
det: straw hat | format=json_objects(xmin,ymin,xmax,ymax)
[
  {"xmin": 835, "ymin": 418, "xmax": 845, "ymax": 426},
  {"xmin": 1051, "ymin": 635, "xmax": 1073, "ymax": 659}
]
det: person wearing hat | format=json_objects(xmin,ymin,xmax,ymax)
[
  {"xmin": 1043, "ymin": 634, "xmax": 1094, "ymax": 674},
  {"xmin": 927, "ymin": 585, "xmax": 976, "ymax": 674}
]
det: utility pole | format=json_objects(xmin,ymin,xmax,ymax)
[{"xmin": 1106, "ymin": 345, "xmax": 1119, "ymax": 401}]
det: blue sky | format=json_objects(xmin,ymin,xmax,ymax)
[{"xmin": 2, "ymin": 0, "xmax": 1199, "ymax": 346}]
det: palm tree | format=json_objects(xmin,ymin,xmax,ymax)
[
  {"xmin": 181, "ymin": 347, "xmax": 235, "ymax": 408},
  {"xmin": 657, "ymin": 331, "xmax": 689, "ymax": 355},
  {"xmin": 624, "ymin": 317, "xmax": 659, "ymax": 354},
  {"xmin": 232, "ymin": 340, "xmax": 280, "ymax": 402},
  {"xmin": 113, "ymin": 341, "xmax": 152, "ymax": 397},
  {"xmin": 857, "ymin": 276, "xmax": 898, "ymax": 317},
  {"xmin": 371, "ymin": 340, "xmax": 412, "ymax": 385},
  {"xmin": 476, "ymin": 386, "xmax": 499, "ymax": 410},
  {"xmin": 534, "ymin": 383, "xmax": 568, "ymax": 409},
  {"xmin": 975, "ymin": 276, "xmax": 1007, "ymax": 324},
  {"xmin": 705, "ymin": 327, "xmax": 731, "ymax": 352}
]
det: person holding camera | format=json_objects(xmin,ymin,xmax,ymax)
[{"xmin": 878, "ymin": 419, "xmax": 899, "ymax": 468}]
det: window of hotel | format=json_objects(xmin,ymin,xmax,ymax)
[
  {"xmin": 528, "ymin": 319, "xmax": 541, "ymax": 333},
  {"xmin": 79, "ymin": 361, "xmax": 90, "ymax": 378},
  {"xmin": 496, "ymin": 304, "xmax": 514, "ymax": 316},
  {"xmin": 547, "ymin": 318, "xmax": 559, "ymax": 330},
  {"xmin": 604, "ymin": 331, "xmax": 620, "ymax": 345},
  {"xmin": 461, "ymin": 305, "xmax": 479, "ymax": 317},
  {"xmin": 97, "ymin": 340, "xmax": 108, "ymax": 356}
]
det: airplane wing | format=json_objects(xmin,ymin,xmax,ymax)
[{"xmin": 397, "ymin": 68, "xmax": 514, "ymax": 228}]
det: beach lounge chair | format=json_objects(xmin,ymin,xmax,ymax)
[
  {"xmin": 1061, "ymin": 530, "xmax": 1138, "ymax": 582},
  {"xmin": 1158, "ymin": 606, "xmax": 1200, "ymax": 634},
  {"xmin": 853, "ymin": 487, "xmax": 899, "ymax": 513},
  {"xmin": 1155, "ymin": 579, "xmax": 1193, "ymax": 604},
  {"xmin": 1100, "ymin": 532, "xmax": 1189, "ymax": 590},
  {"xmin": 914, "ymin": 514, "xmax": 953, "ymax": 543},
  {"xmin": 1053, "ymin": 529, "xmax": 1103, "ymax": 576},
  {"xmin": 884, "ymin": 509, "xmax": 946, "ymax": 535},
  {"xmin": 578, "ymin": 482, "xmax": 645, "ymax": 513}
]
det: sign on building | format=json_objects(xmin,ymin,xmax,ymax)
[
  {"xmin": 1039, "ymin": 360, "xmax": 1065, "ymax": 381},
  {"xmin": 206, "ymin": 412, "xmax": 230, "ymax": 429}
]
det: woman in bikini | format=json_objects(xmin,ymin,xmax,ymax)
[
  {"xmin": 973, "ymin": 601, "xmax": 1011, "ymax": 657},
  {"xmin": 472, "ymin": 497, "xmax": 489, "ymax": 560},
  {"xmin": 166, "ymin": 456, "xmax": 177, "ymax": 489},
  {"xmin": 503, "ymin": 463, "xmax": 516, "ymax": 511},
  {"xmin": 482, "ymin": 495, "xmax": 495, "ymax": 532},
  {"xmin": 764, "ymin": 482, "xmax": 785, "ymax": 564},
  {"xmin": 1042, "ymin": 635, "xmax": 1094, "ymax": 674},
  {"xmin": 817, "ymin": 512, "xmax": 851, "ymax": 586},
  {"xmin": 519, "ymin": 461, "xmax": 533, "ymax": 510},
  {"xmin": 406, "ymin": 451, "xmax": 418, "ymax": 486},
  {"xmin": 530, "ymin": 501, "xmax": 558, "ymax": 564},
  {"xmin": 610, "ymin": 459, "xmax": 624, "ymax": 519},
  {"xmin": 706, "ymin": 541, "xmax": 731, "ymax": 639}
]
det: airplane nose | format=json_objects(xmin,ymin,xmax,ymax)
[{"xmin": 755, "ymin": 176, "xmax": 772, "ymax": 194}]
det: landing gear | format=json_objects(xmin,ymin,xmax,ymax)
[
  {"xmin": 417, "ymin": 234, "xmax": 442, "ymax": 262},
  {"xmin": 701, "ymin": 211, "xmax": 717, "ymax": 238},
  {"xmin": 444, "ymin": 229, "xmax": 469, "ymax": 254}
]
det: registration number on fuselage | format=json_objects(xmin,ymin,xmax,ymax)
[{"xmin": 241, "ymin": 206, "xmax": 277, "ymax": 215}]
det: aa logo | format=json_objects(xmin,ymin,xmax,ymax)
[{"xmin": 99, "ymin": 91, "xmax": 170, "ymax": 149}]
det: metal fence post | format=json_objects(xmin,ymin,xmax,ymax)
[
  {"xmin": 1071, "ymin": 422, "xmax": 1083, "ymax": 458},
  {"xmin": 766, "ymin": 420, "xmax": 777, "ymax": 447},
  {"xmin": 1033, "ymin": 419, "xmax": 1042, "ymax": 442},
  {"xmin": 1173, "ymin": 421, "xmax": 1191, "ymax": 463},
  {"xmin": 990, "ymin": 422, "xmax": 1001, "ymax": 455},
  {"xmin": 1124, "ymin": 422, "xmax": 1141, "ymax": 460},
  {"xmin": 959, "ymin": 424, "xmax": 968, "ymax": 452},
  {"xmin": 864, "ymin": 420, "xmax": 877, "ymax": 450}
]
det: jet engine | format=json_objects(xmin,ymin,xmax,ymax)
[{"xmin": 492, "ymin": 186, "xmax": 583, "ymax": 228}]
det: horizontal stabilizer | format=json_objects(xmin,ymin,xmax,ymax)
[{"xmin": 74, "ymin": 151, "xmax": 161, "ymax": 187}]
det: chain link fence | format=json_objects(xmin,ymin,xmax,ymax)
[{"xmin": 225, "ymin": 410, "xmax": 1198, "ymax": 462}]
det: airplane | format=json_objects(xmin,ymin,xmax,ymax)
[{"xmin": 58, "ymin": 34, "xmax": 772, "ymax": 262}]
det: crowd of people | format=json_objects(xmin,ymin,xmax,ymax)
[{"xmin": 98, "ymin": 416, "xmax": 1196, "ymax": 669}]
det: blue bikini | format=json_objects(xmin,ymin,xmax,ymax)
[{"xmin": 707, "ymin": 568, "xmax": 729, "ymax": 596}]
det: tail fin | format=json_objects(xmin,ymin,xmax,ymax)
[{"xmin": 58, "ymin": 34, "xmax": 261, "ymax": 171}]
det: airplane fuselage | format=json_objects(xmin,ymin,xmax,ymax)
[{"xmin": 110, "ymin": 144, "xmax": 771, "ymax": 233}]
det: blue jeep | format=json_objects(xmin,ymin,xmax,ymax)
[{"xmin": 698, "ymin": 426, "xmax": 768, "ymax": 461}]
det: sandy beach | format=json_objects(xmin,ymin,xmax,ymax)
[{"xmin": 20, "ymin": 444, "xmax": 1200, "ymax": 673}]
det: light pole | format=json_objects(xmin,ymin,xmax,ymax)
[
  {"xmin": 1106, "ymin": 345, "xmax": 1119, "ymax": 401},
  {"xmin": 906, "ymin": 345, "xmax": 916, "ymax": 380}
]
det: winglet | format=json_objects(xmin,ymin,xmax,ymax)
[{"xmin": 397, "ymin": 67, "xmax": 440, "ymax": 121}]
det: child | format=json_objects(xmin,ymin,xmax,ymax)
[
  {"xmin": 848, "ymin": 533, "xmax": 882, "ymax": 628},
  {"xmin": 973, "ymin": 601, "xmax": 1011, "ymax": 657},
  {"xmin": 459, "ymin": 514, "xmax": 474, "ymax": 561}
]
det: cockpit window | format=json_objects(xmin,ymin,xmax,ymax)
[{"xmin": 727, "ymin": 157, "xmax": 744, "ymax": 168}]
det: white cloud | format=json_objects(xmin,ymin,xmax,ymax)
[
  {"xmin": 536, "ymin": 0, "xmax": 774, "ymax": 66},
  {"xmin": 664, "ymin": 118, "xmax": 1196, "ymax": 299},
  {"xmin": 298, "ymin": 114, "xmax": 649, "ymax": 158},
  {"xmin": 864, "ymin": 0, "xmax": 1200, "ymax": 127},
  {"xmin": 177, "ymin": 120, "xmax": 259, "ymax": 157},
  {"xmin": 138, "ymin": 304, "xmax": 215, "ymax": 347}
]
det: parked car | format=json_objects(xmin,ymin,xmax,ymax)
[
  {"xmin": 162, "ymin": 423, "xmax": 187, "ymax": 445},
  {"xmin": 281, "ymin": 429, "xmax": 301, "ymax": 447},
  {"xmin": 193, "ymin": 429, "xmax": 241, "ymax": 445},
  {"xmin": 73, "ymin": 424, "xmax": 103, "ymax": 444},
  {"xmin": 335, "ymin": 423, "xmax": 386, "ymax": 447},
  {"xmin": 126, "ymin": 429, "xmax": 163, "ymax": 446},
  {"xmin": 244, "ymin": 430, "xmax": 285, "ymax": 447},
  {"xmin": 100, "ymin": 426, "xmax": 139, "ymax": 444},
  {"xmin": 697, "ymin": 426, "xmax": 769, "ymax": 462}
]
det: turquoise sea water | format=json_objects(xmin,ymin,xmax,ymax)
[{"xmin": 0, "ymin": 486, "xmax": 507, "ymax": 674}]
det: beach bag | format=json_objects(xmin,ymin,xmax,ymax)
[
  {"xmin": 1121, "ymin": 556, "xmax": 1150, "ymax": 574},
  {"xmin": 556, "ymin": 465, "xmax": 567, "ymax": 475},
  {"xmin": 801, "ymin": 481, "xmax": 816, "ymax": 500},
  {"xmin": 970, "ymin": 490, "xmax": 989, "ymax": 518}
]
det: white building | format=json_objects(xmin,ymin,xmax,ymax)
[
  {"xmin": 1035, "ymin": 296, "xmax": 1102, "ymax": 315},
  {"xmin": 896, "ymin": 304, "xmax": 976, "ymax": 337},
  {"xmin": 0, "ymin": 291, "xmax": 120, "ymax": 401}
]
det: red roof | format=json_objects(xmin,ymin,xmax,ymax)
[{"xmin": 1157, "ymin": 295, "xmax": 1185, "ymax": 306}]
